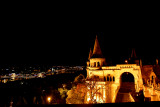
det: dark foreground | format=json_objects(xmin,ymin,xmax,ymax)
[
  {"xmin": 0, "ymin": 70, "xmax": 86, "ymax": 106},
  {"xmin": 12, "ymin": 102, "xmax": 160, "ymax": 107}
]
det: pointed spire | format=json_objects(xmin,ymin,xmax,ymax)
[
  {"xmin": 92, "ymin": 35, "xmax": 103, "ymax": 58},
  {"xmin": 131, "ymin": 48, "xmax": 137, "ymax": 59},
  {"xmin": 156, "ymin": 59, "xmax": 159, "ymax": 65},
  {"xmin": 140, "ymin": 59, "xmax": 143, "ymax": 66},
  {"xmin": 129, "ymin": 48, "xmax": 140, "ymax": 65},
  {"xmin": 88, "ymin": 48, "xmax": 92, "ymax": 60}
]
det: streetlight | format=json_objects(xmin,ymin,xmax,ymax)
[
  {"xmin": 47, "ymin": 96, "xmax": 51, "ymax": 104},
  {"xmin": 125, "ymin": 59, "xmax": 128, "ymax": 64}
]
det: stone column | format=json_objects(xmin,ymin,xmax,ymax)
[{"xmin": 153, "ymin": 76, "xmax": 156, "ymax": 87}]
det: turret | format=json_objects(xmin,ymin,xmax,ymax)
[
  {"xmin": 89, "ymin": 36, "xmax": 106, "ymax": 69},
  {"xmin": 131, "ymin": 48, "xmax": 137, "ymax": 59},
  {"xmin": 129, "ymin": 48, "xmax": 140, "ymax": 65},
  {"xmin": 92, "ymin": 36, "xmax": 103, "ymax": 58},
  {"xmin": 156, "ymin": 59, "xmax": 159, "ymax": 65},
  {"xmin": 87, "ymin": 48, "xmax": 92, "ymax": 67}
]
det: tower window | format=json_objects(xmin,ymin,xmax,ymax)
[
  {"xmin": 110, "ymin": 77, "xmax": 112, "ymax": 81},
  {"xmin": 107, "ymin": 76, "xmax": 109, "ymax": 81},
  {"xmin": 97, "ymin": 62, "xmax": 100, "ymax": 67},
  {"xmin": 113, "ymin": 76, "xmax": 115, "ymax": 82}
]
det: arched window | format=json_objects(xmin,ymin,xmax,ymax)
[
  {"xmin": 107, "ymin": 76, "xmax": 110, "ymax": 81},
  {"xmin": 152, "ymin": 76, "xmax": 154, "ymax": 80},
  {"xmin": 110, "ymin": 77, "xmax": 112, "ymax": 81},
  {"xmin": 97, "ymin": 62, "xmax": 100, "ymax": 67},
  {"xmin": 104, "ymin": 77, "xmax": 106, "ymax": 81},
  {"xmin": 113, "ymin": 76, "xmax": 115, "ymax": 82}
]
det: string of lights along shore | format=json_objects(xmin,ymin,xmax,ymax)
[{"xmin": 0, "ymin": 35, "xmax": 160, "ymax": 106}]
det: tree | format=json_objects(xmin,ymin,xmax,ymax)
[
  {"xmin": 74, "ymin": 74, "xmax": 85, "ymax": 83},
  {"xmin": 66, "ymin": 74, "xmax": 104, "ymax": 104},
  {"xmin": 66, "ymin": 74, "xmax": 87, "ymax": 104},
  {"xmin": 85, "ymin": 78, "xmax": 104, "ymax": 104},
  {"xmin": 66, "ymin": 83, "xmax": 87, "ymax": 104},
  {"xmin": 58, "ymin": 84, "xmax": 69, "ymax": 104}
]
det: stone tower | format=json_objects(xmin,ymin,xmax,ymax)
[
  {"xmin": 88, "ymin": 36, "xmax": 106, "ymax": 69},
  {"xmin": 85, "ymin": 36, "xmax": 144, "ymax": 104}
]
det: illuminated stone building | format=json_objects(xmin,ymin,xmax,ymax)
[{"xmin": 85, "ymin": 36, "xmax": 160, "ymax": 103}]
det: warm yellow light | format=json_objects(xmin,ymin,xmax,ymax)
[
  {"xmin": 87, "ymin": 97, "xmax": 91, "ymax": 101},
  {"xmin": 125, "ymin": 60, "xmax": 128, "ymax": 64},
  {"xmin": 47, "ymin": 97, "xmax": 51, "ymax": 103}
]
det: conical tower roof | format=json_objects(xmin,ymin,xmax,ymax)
[
  {"xmin": 131, "ymin": 48, "xmax": 137, "ymax": 59},
  {"xmin": 91, "ymin": 36, "xmax": 104, "ymax": 58},
  {"xmin": 88, "ymin": 48, "xmax": 92, "ymax": 60},
  {"xmin": 129, "ymin": 48, "xmax": 140, "ymax": 64}
]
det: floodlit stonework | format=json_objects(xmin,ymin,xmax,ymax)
[{"xmin": 85, "ymin": 36, "xmax": 160, "ymax": 103}]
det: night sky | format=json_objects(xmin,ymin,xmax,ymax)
[
  {"xmin": 1, "ymin": 8, "xmax": 160, "ymax": 66},
  {"xmin": 1, "ymin": 30, "xmax": 159, "ymax": 66}
]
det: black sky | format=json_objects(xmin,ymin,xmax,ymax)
[
  {"xmin": 1, "ymin": 7, "xmax": 160, "ymax": 66},
  {"xmin": 1, "ymin": 29, "xmax": 159, "ymax": 66}
]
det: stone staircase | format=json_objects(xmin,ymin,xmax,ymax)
[
  {"xmin": 115, "ymin": 92, "xmax": 135, "ymax": 103},
  {"xmin": 115, "ymin": 82, "xmax": 136, "ymax": 103}
]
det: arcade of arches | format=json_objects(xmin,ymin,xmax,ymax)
[
  {"xmin": 85, "ymin": 36, "xmax": 160, "ymax": 103},
  {"xmin": 86, "ymin": 64, "xmax": 144, "ymax": 103}
]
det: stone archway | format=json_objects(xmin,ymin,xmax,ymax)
[
  {"xmin": 121, "ymin": 72, "xmax": 134, "ymax": 82},
  {"xmin": 115, "ymin": 72, "xmax": 135, "ymax": 103},
  {"xmin": 120, "ymin": 72, "xmax": 135, "ymax": 92}
]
